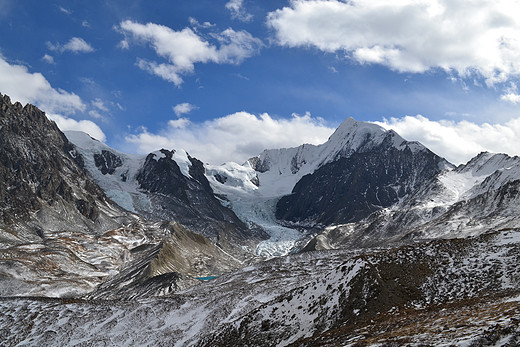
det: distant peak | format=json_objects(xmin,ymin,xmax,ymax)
[
  {"xmin": 328, "ymin": 117, "xmax": 388, "ymax": 141},
  {"xmin": 325, "ymin": 117, "xmax": 408, "ymax": 156}
]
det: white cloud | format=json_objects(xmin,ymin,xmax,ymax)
[
  {"xmin": 188, "ymin": 17, "xmax": 216, "ymax": 30},
  {"xmin": 47, "ymin": 113, "xmax": 106, "ymax": 142},
  {"xmin": 91, "ymin": 98, "xmax": 108, "ymax": 112},
  {"xmin": 375, "ymin": 115, "xmax": 520, "ymax": 165},
  {"xmin": 0, "ymin": 56, "xmax": 85, "ymax": 114},
  {"xmin": 88, "ymin": 110, "xmax": 103, "ymax": 119},
  {"xmin": 168, "ymin": 118, "xmax": 190, "ymax": 129},
  {"xmin": 501, "ymin": 82, "xmax": 520, "ymax": 104},
  {"xmin": 117, "ymin": 20, "xmax": 262, "ymax": 86},
  {"xmin": 173, "ymin": 102, "xmax": 198, "ymax": 117},
  {"xmin": 118, "ymin": 39, "xmax": 129, "ymax": 50},
  {"xmin": 125, "ymin": 112, "xmax": 334, "ymax": 164},
  {"xmin": 42, "ymin": 54, "xmax": 54, "ymax": 64},
  {"xmin": 59, "ymin": 6, "xmax": 72, "ymax": 15},
  {"xmin": 48, "ymin": 37, "xmax": 94, "ymax": 54},
  {"xmin": 267, "ymin": 0, "xmax": 520, "ymax": 85},
  {"xmin": 136, "ymin": 59, "xmax": 184, "ymax": 85},
  {"xmin": 501, "ymin": 93, "xmax": 520, "ymax": 104},
  {"xmin": 226, "ymin": 0, "xmax": 253, "ymax": 22},
  {"xmin": 212, "ymin": 28, "xmax": 262, "ymax": 63}
]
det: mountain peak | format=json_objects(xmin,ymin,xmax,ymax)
[
  {"xmin": 331, "ymin": 117, "xmax": 385, "ymax": 137},
  {"xmin": 320, "ymin": 118, "xmax": 423, "ymax": 166}
]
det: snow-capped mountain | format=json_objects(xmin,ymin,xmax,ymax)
[
  {"xmin": 274, "ymin": 120, "xmax": 451, "ymax": 225},
  {"xmin": 207, "ymin": 117, "xmax": 451, "ymax": 255},
  {"xmin": 210, "ymin": 117, "xmax": 450, "ymax": 199},
  {"xmin": 314, "ymin": 151, "xmax": 520, "ymax": 250},
  {"xmin": 66, "ymin": 131, "xmax": 266, "ymax": 259}
]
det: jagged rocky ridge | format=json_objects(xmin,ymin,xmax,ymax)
[
  {"xmin": 270, "ymin": 118, "xmax": 451, "ymax": 226},
  {"xmin": 0, "ymin": 94, "xmax": 125, "ymax": 242},
  {"xmin": 312, "ymin": 151, "xmax": 520, "ymax": 250}
]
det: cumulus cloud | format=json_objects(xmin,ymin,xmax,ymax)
[
  {"xmin": 125, "ymin": 112, "xmax": 334, "ymax": 164},
  {"xmin": 117, "ymin": 20, "xmax": 262, "ymax": 86},
  {"xmin": 501, "ymin": 93, "xmax": 520, "ymax": 104},
  {"xmin": 267, "ymin": 0, "xmax": 520, "ymax": 85},
  {"xmin": 173, "ymin": 102, "xmax": 198, "ymax": 117},
  {"xmin": 47, "ymin": 37, "xmax": 94, "ymax": 54},
  {"xmin": 226, "ymin": 0, "xmax": 253, "ymax": 22},
  {"xmin": 47, "ymin": 113, "xmax": 106, "ymax": 142},
  {"xmin": 501, "ymin": 82, "xmax": 520, "ymax": 104},
  {"xmin": 375, "ymin": 115, "xmax": 520, "ymax": 165},
  {"xmin": 168, "ymin": 118, "xmax": 191, "ymax": 129},
  {"xmin": 0, "ymin": 56, "xmax": 85, "ymax": 114}
]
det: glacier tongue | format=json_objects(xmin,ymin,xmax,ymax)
[{"xmin": 206, "ymin": 168, "xmax": 301, "ymax": 257}]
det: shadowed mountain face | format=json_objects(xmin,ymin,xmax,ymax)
[
  {"xmin": 135, "ymin": 149, "xmax": 259, "ymax": 247},
  {"xmin": 275, "ymin": 122, "xmax": 450, "ymax": 226}
]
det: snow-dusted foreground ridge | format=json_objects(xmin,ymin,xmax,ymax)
[{"xmin": 2, "ymin": 229, "xmax": 520, "ymax": 346}]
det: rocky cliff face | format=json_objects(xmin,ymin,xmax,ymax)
[
  {"xmin": 312, "ymin": 152, "xmax": 520, "ymax": 250},
  {"xmin": 275, "ymin": 120, "xmax": 450, "ymax": 226},
  {"xmin": 0, "ymin": 93, "xmax": 125, "ymax": 244},
  {"xmin": 135, "ymin": 149, "xmax": 265, "ymax": 256}
]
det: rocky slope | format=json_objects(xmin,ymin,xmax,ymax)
[
  {"xmin": 274, "ymin": 118, "xmax": 451, "ymax": 226},
  {"xmin": 0, "ymin": 94, "xmax": 127, "ymax": 245},
  {"xmin": 2, "ymin": 229, "xmax": 519, "ymax": 346},
  {"xmin": 313, "ymin": 151, "xmax": 520, "ymax": 250}
]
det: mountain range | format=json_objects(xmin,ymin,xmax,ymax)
[{"xmin": 1, "ymin": 93, "xmax": 519, "ymax": 346}]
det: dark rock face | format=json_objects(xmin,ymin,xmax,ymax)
[
  {"xmin": 135, "ymin": 149, "xmax": 265, "ymax": 252},
  {"xmin": 276, "ymin": 144, "xmax": 446, "ymax": 226},
  {"xmin": 137, "ymin": 150, "xmax": 191, "ymax": 202},
  {"xmin": 248, "ymin": 156, "xmax": 269, "ymax": 173},
  {"xmin": 0, "ymin": 93, "xmax": 109, "ymax": 229},
  {"xmin": 94, "ymin": 150, "xmax": 122, "ymax": 175},
  {"xmin": 214, "ymin": 173, "xmax": 227, "ymax": 184}
]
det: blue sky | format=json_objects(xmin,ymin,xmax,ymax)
[{"xmin": 1, "ymin": 0, "xmax": 520, "ymax": 164}]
